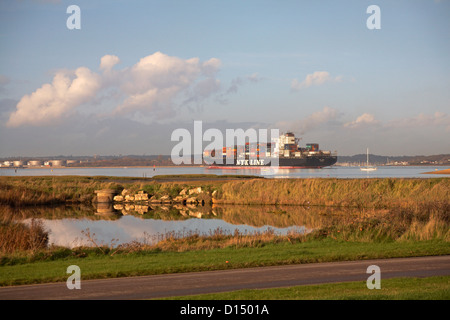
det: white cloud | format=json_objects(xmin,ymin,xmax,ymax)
[
  {"xmin": 386, "ymin": 111, "xmax": 450, "ymax": 131},
  {"xmin": 7, "ymin": 67, "xmax": 101, "ymax": 127},
  {"xmin": 344, "ymin": 113, "xmax": 380, "ymax": 129},
  {"xmin": 226, "ymin": 73, "xmax": 262, "ymax": 94},
  {"xmin": 100, "ymin": 55, "xmax": 120, "ymax": 71},
  {"xmin": 344, "ymin": 111, "xmax": 450, "ymax": 131},
  {"xmin": 201, "ymin": 58, "xmax": 221, "ymax": 77},
  {"xmin": 113, "ymin": 52, "xmax": 221, "ymax": 116},
  {"xmin": 7, "ymin": 52, "xmax": 223, "ymax": 126},
  {"xmin": 291, "ymin": 71, "xmax": 342, "ymax": 91},
  {"xmin": 276, "ymin": 106, "xmax": 340, "ymax": 134}
]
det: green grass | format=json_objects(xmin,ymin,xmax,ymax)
[
  {"xmin": 1, "ymin": 239, "xmax": 449, "ymax": 286},
  {"xmin": 165, "ymin": 276, "xmax": 450, "ymax": 300}
]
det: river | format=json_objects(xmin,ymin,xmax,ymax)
[{"xmin": 1, "ymin": 165, "xmax": 449, "ymax": 178}]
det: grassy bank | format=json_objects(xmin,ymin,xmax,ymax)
[
  {"xmin": 0, "ymin": 176, "xmax": 448, "ymax": 209},
  {"xmin": 423, "ymin": 169, "xmax": 450, "ymax": 175},
  {"xmin": 167, "ymin": 275, "xmax": 450, "ymax": 300}
]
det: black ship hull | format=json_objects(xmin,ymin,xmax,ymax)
[{"xmin": 207, "ymin": 155, "xmax": 337, "ymax": 169}]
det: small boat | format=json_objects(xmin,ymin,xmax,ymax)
[{"xmin": 360, "ymin": 148, "xmax": 377, "ymax": 171}]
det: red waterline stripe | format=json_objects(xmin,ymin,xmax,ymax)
[{"xmin": 207, "ymin": 166, "xmax": 322, "ymax": 170}]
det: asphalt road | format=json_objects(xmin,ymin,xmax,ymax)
[{"xmin": 0, "ymin": 255, "xmax": 449, "ymax": 300}]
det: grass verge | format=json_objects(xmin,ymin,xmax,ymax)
[{"xmin": 164, "ymin": 275, "xmax": 450, "ymax": 300}]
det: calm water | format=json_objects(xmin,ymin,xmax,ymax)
[
  {"xmin": 34, "ymin": 216, "xmax": 306, "ymax": 248},
  {"xmin": 1, "ymin": 165, "xmax": 449, "ymax": 178},
  {"xmin": 15, "ymin": 204, "xmax": 319, "ymax": 248}
]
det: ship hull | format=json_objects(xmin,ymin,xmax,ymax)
[{"xmin": 207, "ymin": 155, "xmax": 337, "ymax": 169}]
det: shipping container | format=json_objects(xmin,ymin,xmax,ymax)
[{"xmin": 306, "ymin": 143, "xmax": 319, "ymax": 151}]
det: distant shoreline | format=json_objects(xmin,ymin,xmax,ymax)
[
  {"xmin": 422, "ymin": 168, "xmax": 450, "ymax": 175},
  {"xmin": 0, "ymin": 165, "xmax": 202, "ymax": 169},
  {"xmin": 2, "ymin": 164, "xmax": 450, "ymax": 170}
]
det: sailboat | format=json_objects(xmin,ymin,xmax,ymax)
[{"xmin": 360, "ymin": 148, "xmax": 377, "ymax": 171}]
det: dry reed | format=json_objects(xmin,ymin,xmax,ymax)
[{"xmin": 0, "ymin": 219, "xmax": 49, "ymax": 254}]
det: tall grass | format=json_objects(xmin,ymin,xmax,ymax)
[
  {"xmin": 3, "ymin": 176, "xmax": 447, "ymax": 209},
  {"xmin": 0, "ymin": 176, "xmax": 106, "ymax": 206},
  {"xmin": 308, "ymin": 203, "xmax": 450, "ymax": 243},
  {"xmin": 214, "ymin": 178, "xmax": 449, "ymax": 208},
  {"xmin": 0, "ymin": 176, "xmax": 215, "ymax": 206},
  {"xmin": 0, "ymin": 219, "xmax": 49, "ymax": 254}
]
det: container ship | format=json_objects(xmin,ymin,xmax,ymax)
[{"xmin": 205, "ymin": 132, "xmax": 337, "ymax": 169}]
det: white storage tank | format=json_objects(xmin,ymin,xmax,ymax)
[
  {"xmin": 66, "ymin": 160, "xmax": 79, "ymax": 165},
  {"xmin": 50, "ymin": 160, "xmax": 67, "ymax": 167},
  {"xmin": 3, "ymin": 161, "xmax": 12, "ymax": 167},
  {"xmin": 13, "ymin": 160, "xmax": 25, "ymax": 167},
  {"xmin": 28, "ymin": 160, "xmax": 43, "ymax": 166}
]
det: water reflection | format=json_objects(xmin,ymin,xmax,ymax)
[
  {"xmin": 0, "ymin": 203, "xmax": 359, "ymax": 248},
  {"xmin": 2, "ymin": 203, "xmax": 447, "ymax": 249}
]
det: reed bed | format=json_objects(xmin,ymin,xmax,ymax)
[
  {"xmin": 214, "ymin": 178, "xmax": 449, "ymax": 208},
  {"xmin": 0, "ymin": 176, "xmax": 212, "ymax": 206},
  {"xmin": 0, "ymin": 176, "xmax": 109, "ymax": 206},
  {"xmin": 1, "ymin": 176, "xmax": 447, "ymax": 209},
  {"xmin": 59, "ymin": 227, "xmax": 311, "ymax": 255},
  {"xmin": 0, "ymin": 219, "xmax": 49, "ymax": 254}
]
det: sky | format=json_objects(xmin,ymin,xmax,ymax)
[{"xmin": 0, "ymin": 0, "xmax": 449, "ymax": 158}]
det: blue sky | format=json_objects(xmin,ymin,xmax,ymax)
[{"xmin": 0, "ymin": 0, "xmax": 449, "ymax": 157}]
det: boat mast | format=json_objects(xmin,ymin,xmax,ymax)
[{"xmin": 367, "ymin": 148, "xmax": 369, "ymax": 166}]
